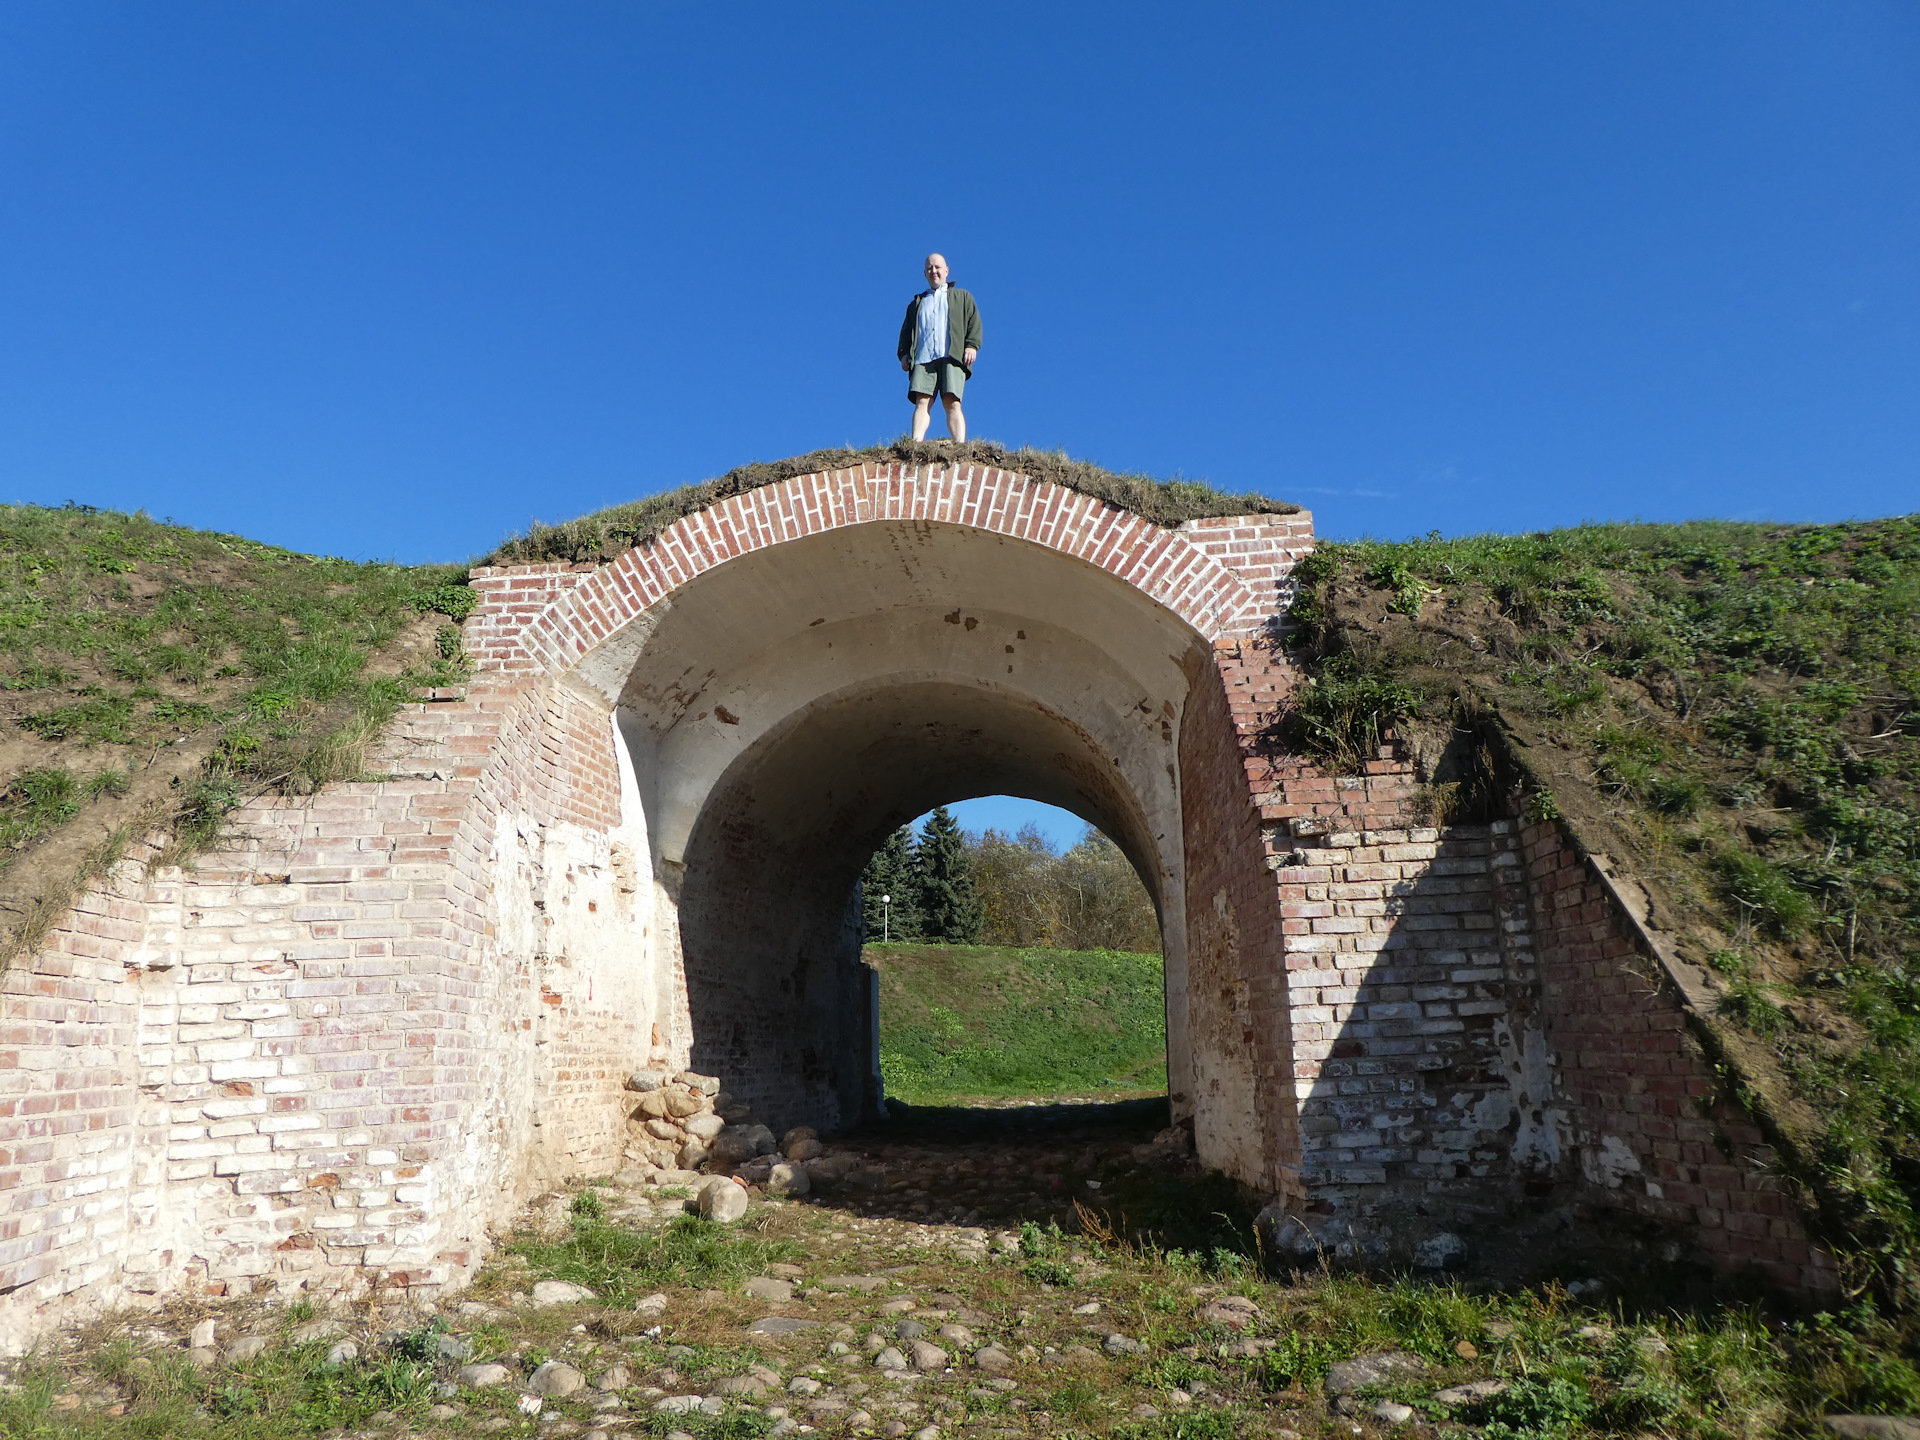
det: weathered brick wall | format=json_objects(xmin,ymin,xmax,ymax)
[
  {"xmin": 1521, "ymin": 818, "xmax": 1837, "ymax": 1295},
  {"xmin": 0, "ymin": 673, "xmax": 658, "ymax": 1347},
  {"xmin": 1278, "ymin": 816, "xmax": 1542, "ymax": 1222},
  {"xmin": 1178, "ymin": 639, "xmax": 1303, "ymax": 1201},
  {"xmin": 3, "ymin": 465, "xmax": 1312, "ymax": 1345},
  {"xmin": 0, "ymin": 853, "xmax": 153, "ymax": 1318},
  {"xmin": 1238, "ymin": 736, "xmax": 1834, "ymax": 1286}
]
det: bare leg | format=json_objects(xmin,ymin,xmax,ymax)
[
  {"xmin": 942, "ymin": 393, "xmax": 966, "ymax": 443},
  {"xmin": 911, "ymin": 396, "xmax": 933, "ymax": 441}
]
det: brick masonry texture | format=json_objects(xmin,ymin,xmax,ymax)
[
  {"xmin": 1518, "ymin": 818, "xmax": 1837, "ymax": 1296},
  {"xmin": 0, "ymin": 677, "xmax": 662, "ymax": 1345},
  {"xmin": 464, "ymin": 464, "xmax": 1311, "ymax": 678},
  {"xmin": 0, "ymin": 462, "xmax": 1829, "ymax": 1345}
]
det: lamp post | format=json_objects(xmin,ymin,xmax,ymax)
[{"xmin": 880, "ymin": 894, "xmax": 890, "ymax": 944}]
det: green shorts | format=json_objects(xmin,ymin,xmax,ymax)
[{"xmin": 907, "ymin": 358, "xmax": 966, "ymax": 402}]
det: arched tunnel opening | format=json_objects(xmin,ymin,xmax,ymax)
[{"xmin": 673, "ymin": 681, "xmax": 1171, "ymax": 1133}]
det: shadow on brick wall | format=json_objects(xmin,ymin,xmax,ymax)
[{"xmin": 1282, "ymin": 820, "xmax": 1553, "ymax": 1265}]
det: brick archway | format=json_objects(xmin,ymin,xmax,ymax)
[{"xmin": 465, "ymin": 460, "xmax": 1317, "ymax": 1173}]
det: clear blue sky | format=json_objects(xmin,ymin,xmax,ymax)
[
  {"xmin": 923, "ymin": 798, "xmax": 1090, "ymax": 856},
  {"xmin": 2, "ymin": 2, "xmax": 1914, "ymax": 571}
]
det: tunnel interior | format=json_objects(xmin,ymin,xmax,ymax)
[{"xmin": 601, "ymin": 520, "xmax": 1212, "ymax": 1135}]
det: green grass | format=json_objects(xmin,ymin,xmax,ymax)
[
  {"xmin": 508, "ymin": 1210, "xmax": 800, "ymax": 1304},
  {"xmin": 483, "ymin": 439, "xmax": 1295, "ymax": 566},
  {"xmin": 0, "ymin": 1315, "xmax": 454, "ymax": 1440},
  {"xmin": 0, "ymin": 502, "xmax": 473, "ymax": 959},
  {"xmin": 870, "ymin": 942, "xmax": 1168, "ymax": 1104},
  {"xmin": 0, "ymin": 768, "xmax": 83, "ymax": 851},
  {"xmin": 1284, "ymin": 516, "xmax": 1920, "ymax": 1310}
]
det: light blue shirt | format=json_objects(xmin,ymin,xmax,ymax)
[{"xmin": 913, "ymin": 285, "xmax": 950, "ymax": 365}]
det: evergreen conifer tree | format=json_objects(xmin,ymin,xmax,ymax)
[
  {"xmin": 860, "ymin": 826, "xmax": 920, "ymax": 943},
  {"xmin": 914, "ymin": 805, "xmax": 983, "ymax": 943}
]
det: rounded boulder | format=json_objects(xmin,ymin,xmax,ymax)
[
  {"xmin": 698, "ymin": 1177, "xmax": 749, "ymax": 1223},
  {"xmin": 529, "ymin": 1361, "xmax": 585, "ymax": 1397}
]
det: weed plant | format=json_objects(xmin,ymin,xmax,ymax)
[{"xmin": 633, "ymin": 1412, "xmax": 774, "ymax": 1437}]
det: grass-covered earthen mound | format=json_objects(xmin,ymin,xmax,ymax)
[
  {"xmin": 1281, "ymin": 516, "xmax": 1920, "ymax": 1310},
  {"xmin": 0, "ymin": 503, "xmax": 473, "ymax": 961},
  {"xmin": 869, "ymin": 942, "xmax": 1168, "ymax": 1105},
  {"xmin": 484, "ymin": 440, "xmax": 1297, "ymax": 567}
]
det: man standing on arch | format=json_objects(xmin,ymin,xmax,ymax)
[{"xmin": 897, "ymin": 253, "xmax": 981, "ymax": 442}]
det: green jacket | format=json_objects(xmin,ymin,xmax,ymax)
[{"xmin": 897, "ymin": 286, "xmax": 982, "ymax": 376}]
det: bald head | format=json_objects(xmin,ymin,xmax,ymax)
[{"xmin": 924, "ymin": 254, "xmax": 949, "ymax": 287}]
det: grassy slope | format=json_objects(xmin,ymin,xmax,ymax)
[
  {"xmin": 1284, "ymin": 516, "xmax": 1920, "ymax": 1310},
  {"xmin": 483, "ymin": 439, "xmax": 1297, "ymax": 566},
  {"xmin": 0, "ymin": 503, "xmax": 473, "ymax": 958},
  {"xmin": 869, "ymin": 942, "xmax": 1168, "ymax": 1104}
]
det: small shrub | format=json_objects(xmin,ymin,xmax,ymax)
[
  {"xmin": 1022, "ymin": 1256, "xmax": 1076, "ymax": 1287},
  {"xmin": 1523, "ymin": 791, "xmax": 1563, "ymax": 823},
  {"xmin": 1209, "ymin": 1247, "xmax": 1250, "ymax": 1278},
  {"xmin": 412, "ymin": 579, "xmax": 477, "ymax": 621},
  {"xmin": 387, "ymin": 1317, "xmax": 449, "ymax": 1364},
  {"xmin": 1366, "ymin": 556, "xmax": 1433, "ymax": 615},
  {"xmin": 1281, "ymin": 662, "xmax": 1423, "ymax": 769},
  {"xmin": 1019, "ymin": 1219, "xmax": 1063, "ymax": 1257},
  {"xmin": 1706, "ymin": 948, "xmax": 1753, "ymax": 977},
  {"xmin": 571, "ymin": 1187, "xmax": 604, "ymax": 1220}
]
